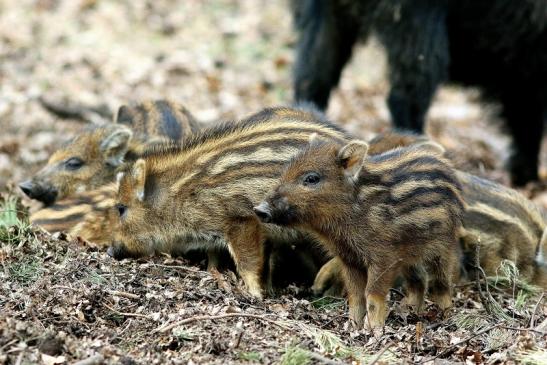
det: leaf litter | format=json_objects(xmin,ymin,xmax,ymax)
[{"xmin": 0, "ymin": 0, "xmax": 546, "ymax": 363}]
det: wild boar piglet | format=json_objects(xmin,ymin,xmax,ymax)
[
  {"xmin": 109, "ymin": 107, "xmax": 349, "ymax": 298},
  {"xmin": 19, "ymin": 100, "xmax": 198, "ymax": 205},
  {"xmin": 255, "ymin": 137, "xmax": 464, "ymax": 328}
]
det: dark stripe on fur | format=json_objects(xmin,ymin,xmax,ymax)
[
  {"xmin": 33, "ymin": 212, "xmax": 85, "ymax": 226},
  {"xmin": 156, "ymin": 100, "xmax": 183, "ymax": 141}
]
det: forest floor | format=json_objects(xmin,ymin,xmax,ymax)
[{"xmin": 0, "ymin": 1, "xmax": 546, "ymax": 364}]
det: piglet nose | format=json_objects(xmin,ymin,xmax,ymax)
[
  {"xmin": 18, "ymin": 180, "xmax": 34, "ymax": 197},
  {"xmin": 253, "ymin": 201, "xmax": 272, "ymax": 223}
]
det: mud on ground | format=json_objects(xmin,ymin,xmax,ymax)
[{"xmin": 0, "ymin": 1, "xmax": 546, "ymax": 364}]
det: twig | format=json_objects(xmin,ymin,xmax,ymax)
[
  {"xmin": 103, "ymin": 303, "xmax": 152, "ymax": 319},
  {"xmin": 106, "ymin": 290, "xmax": 140, "ymax": 300},
  {"xmin": 535, "ymin": 317, "xmax": 547, "ymax": 332},
  {"xmin": 474, "ymin": 243, "xmax": 510, "ymax": 320},
  {"xmin": 150, "ymin": 263, "xmax": 201, "ymax": 273},
  {"xmin": 72, "ymin": 354, "xmax": 105, "ymax": 365},
  {"xmin": 0, "ymin": 339, "xmax": 18, "ymax": 352},
  {"xmin": 153, "ymin": 312, "xmax": 290, "ymax": 334},
  {"xmin": 418, "ymin": 324, "xmax": 501, "ymax": 363},
  {"xmin": 233, "ymin": 331, "xmax": 244, "ymax": 349},
  {"xmin": 475, "ymin": 244, "xmax": 489, "ymax": 309},
  {"xmin": 529, "ymin": 292, "xmax": 544, "ymax": 328},
  {"xmin": 307, "ymin": 351, "xmax": 347, "ymax": 365},
  {"xmin": 498, "ymin": 326, "xmax": 546, "ymax": 336},
  {"xmin": 369, "ymin": 342, "xmax": 394, "ymax": 365},
  {"xmin": 52, "ymin": 285, "xmax": 77, "ymax": 291}
]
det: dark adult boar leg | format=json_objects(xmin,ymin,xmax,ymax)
[
  {"xmin": 342, "ymin": 263, "xmax": 368, "ymax": 328},
  {"xmin": 382, "ymin": 4, "xmax": 449, "ymax": 131},
  {"xmin": 225, "ymin": 218, "xmax": 266, "ymax": 299},
  {"xmin": 293, "ymin": 0, "xmax": 359, "ymax": 110},
  {"xmin": 502, "ymin": 93, "xmax": 543, "ymax": 185}
]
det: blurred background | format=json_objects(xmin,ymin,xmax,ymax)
[{"xmin": 1, "ymin": 0, "xmax": 544, "ymax": 205}]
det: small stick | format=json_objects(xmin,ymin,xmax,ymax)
[
  {"xmin": 103, "ymin": 303, "xmax": 151, "ymax": 319},
  {"xmin": 535, "ymin": 317, "xmax": 547, "ymax": 332},
  {"xmin": 474, "ymin": 243, "xmax": 510, "ymax": 319},
  {"xmin": 475, "ymin": 244, "xmax": 489, "ymax": 309},
  {"xmin": 52, "ymin": 285, "xmax": 77, "ymax": 291},
  {"xmin": 150, "ymin": 263, "xmax": 201, "ymax": 273},
  {"xmin": 498, "ymin": 326, "xmax": 546, "ymax": 336},
  {"xmin": 0, "ymin": 339, "xmax": 18, "ymax": 352},
  {"xmin": 368, "ymin": 342, "xmax": 394, "ymax": 365},
  {"xmin": 529, "ymin": 292, "xmax": 544, "ymax": 329},
  {"xmin": 106, "ymin": 290, "xmax": 140, "ymax": 300},
  {"xmin": 233, "ymin": 331, "xmax": 244, "ymax": 349},
  {"xmin": 154, "ymin": 312, "xmax": 290, "ymax": 334},
  {"xmin": 14, "ymin": 352, "xmax": 23, "ymax": 365},
  {"xmin": 418, "ymin": 324, "xmax": 501, "ymax": 363},
  {"xmin": 72, "ymin": 354, "xmax": 105, "ymax": 365}
]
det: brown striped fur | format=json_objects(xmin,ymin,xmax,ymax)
[
  {"xmin": 312, "ymin": 132, "xmax": 547, "ymax": 298},
  {"xmin": 116, "ymin": 99, "xmax": 201, "ymax": 144},
  {"xmin": 370, "ymin": 132, "xmax": 547, "ymax": 287},
  {"xmin": 29, "ymin": 181, "xmax": 327, "ymax": 290},
  {"xmin": 30, "ymin": 184, "xmax": 118, "ymax": 245},
  {"xmin": 256, "ymin": 139, "xmax": 464, "ymax": 328},
  {"xmin": 19, "ymin": 100, "xmax": 199, "ymax": 205},
  {"xmin": 110, "ymin": 107, "xmax": 349, "ymax": 298}
]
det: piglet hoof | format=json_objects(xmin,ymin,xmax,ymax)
[
  {"xmin": 247, "ymin": 287, "xmax": 263, "ymax": 300},
  {"xmin": 239, "ymin": 271, "xmax": 264, "ymax": 300},
  {"xmin": 402, "ymin": 295, "xmax": 425, "ymax": 314},
  {"xmin": 431, "ymin": 293, "xmax": 452, "ymax": 311},
  {"xmin": 349, "ymin": 317, "xmax": 364, "ymax": 330},
  {"xmin": 364, "ymin": 315, "xmax": 384, "ymax": 338},
  {"xmin": 349, "ymin": 307, "xmax": 365, "ymax": 330},
  {"xmin": 243, "ymin": 280, "xmax": 263, "ymax": 300}
]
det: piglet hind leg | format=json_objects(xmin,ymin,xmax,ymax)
[
  {"xmin": 342, "ymin": 264, "xmax": 368, "ymax": 329},
  {"xmin": 426, "ymin": 249, "xmax": 458, "ymax": 311},
  {"xmin": 312, "ymin": 257, "xmax": 346, "ymax": 298},
  {"xmin": 402, "ymin": 265, "xmax": 427, "ymax": 313},
  {"xmin": 225, "ymin": 218, "xmax": 266, "ymax": 299}
]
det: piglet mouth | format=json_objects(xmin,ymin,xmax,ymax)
[
  {"xmin": 254, "ymin": 197, "xmax": 297, "ymax": 226},
  {"xmin": 253, "ymin": 201, "xmax": 272, "ymax": 223}
]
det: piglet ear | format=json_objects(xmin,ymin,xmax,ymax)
[
  {"xmin": 115, "ymin": 105, "xmax": 135, "ymax": 126},
  {"xmin": 338, "ymin": 140, "xmax": 369, "ymax": 181},
  {"xmin": 100, "ymin": 125, "xmax": 133, "ymax": 166},
  {"xmin": 132, "ymin": 159, "xmax": 146, "ymax": 201},
  {"xmin": 413, "ymin": 141, "xmax": 445, "ymax": 156}
]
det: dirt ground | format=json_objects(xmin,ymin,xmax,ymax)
[{"xmin": 0, "ymin": 1, "xmax": 546, "ymax": 364}]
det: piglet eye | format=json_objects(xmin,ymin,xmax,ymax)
[
  {"xmin": 303, "ymin": 172, "xmax": 321, "ymax": 186},
  {"xmin": 115, "ymin": 203, "xmax": 127, "ymax": 218},
  {"xmin": 65, "ymin": 157, "xmax": 84, "ymax": 170}
]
